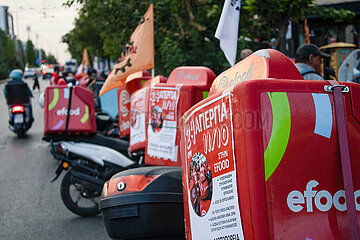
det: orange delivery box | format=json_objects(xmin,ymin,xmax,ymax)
[{"xmin": 180, "ymin": 49, "xmax": 360, "ymax": 239}]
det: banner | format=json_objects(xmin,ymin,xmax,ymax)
[
  {"xmin": 100, "ymin": 4, "xmax": 154, "ymax": 96},
  {"xmin": 215, "ymin": 0, "xmax": 241, "ymax": 66}
]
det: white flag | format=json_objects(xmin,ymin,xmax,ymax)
[{"xmin": 215, "ymin": 0, "xmax": 241, "ymax": 66}]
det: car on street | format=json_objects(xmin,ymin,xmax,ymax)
[
  {"xmin": 42, "ymin": 67, "xmax": 54, "ymax": 79},
  {"xmin": 24, "ymin": 68, "xmax": 37, "ymax": 79},
  {"xmin": 64, "ymin": 59, "xmax": 77, "ymax": 75}
]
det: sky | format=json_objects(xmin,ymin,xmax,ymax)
[{"xmin": 0, "ymin": 0, "xmax": 81, "ymax": 64}]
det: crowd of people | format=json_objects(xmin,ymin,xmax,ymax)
[{"xmin": 47, "ymin": 66, "xmax": 107, "ymax": 112}]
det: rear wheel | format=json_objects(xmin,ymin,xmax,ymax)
[
  {"xmin": 16, "ymin": 130, "xmax": 25, "ymax": 138},
  {"xmin": 60, "ymin": 170, "xmax": 100, "ymax": 217}
]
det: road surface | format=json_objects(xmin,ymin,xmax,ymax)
[{"xmin": 0, "ymin": 77, "xmax": 110, "ymax": 240}]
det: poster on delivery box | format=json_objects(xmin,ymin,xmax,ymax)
[
  {"xmin": 130, "ymin": 88, "xmax": 146, "ymax": 146},
  {"xmin": 118, "ymin": 87, "xmax": 131, "ymax": 137},
  {"xmin": 183, "ymin": 92, "xmax": 244, "ymax": 240},
  {"xmin": 147, "ymin": 87, "xmax": 180, "ymax": 162}
]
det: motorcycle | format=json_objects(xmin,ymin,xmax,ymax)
[
  {"xmin": 5, "ymin": 75, "xmax": 34, "ymax": 137},
  {"xmin": 44, "ymin": 134, "xmax": 143, "ymax": 217}
]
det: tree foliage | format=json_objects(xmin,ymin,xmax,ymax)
[
  {"xmin": 46, "ymin": 53, "xmax": 57, "ymax": 64},
  {"xmin": 25, "ymin": 40, "xmax": 37, "ymax": 67},
  {"xmin": 244, "ymin": 0, "xmax": 355, "ymax": 53},
  {"xmin": 63, "ymin": 0, "xmax": 356, "ymax": 76},
  {"xmin": 64, "ymin": 0, "xmax": 228, "ymax": 76},
  {"xmin": 0, "ymin": 30, "xmax": 20, "ymax": 78}
]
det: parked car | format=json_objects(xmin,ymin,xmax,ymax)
[
  {"xmin": 42, "ymin": 67, "xmax": 54, "ymax": 79},
  {"xmin": 24, "ymin": 68, "xmax": 37, "ymax": 79}
]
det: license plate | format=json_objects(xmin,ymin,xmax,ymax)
[{"xmin": 14, "ymin": 114, "xmax": 24, "ymax": 124}]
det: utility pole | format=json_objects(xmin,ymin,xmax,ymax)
[
  {"xmin": 36, "ymin": 34, "xmax": 42, "ymax": 66},
  {"xmin": 26, "ymin": 25, "xmax": 30, "ymax": 40}
]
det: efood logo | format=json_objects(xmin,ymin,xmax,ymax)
[
  {"xmin": 56, "ymin": 107, "xmax": 80, "ymax": 116},
  {"xmin": 287, "ymin": 180, "xmax": 360, "ymax": 212}
]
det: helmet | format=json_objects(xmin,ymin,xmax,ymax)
[
  {"xmin": 58, "ymin": 79, "xmax": 67, "ymax": 85},
  {"xmin": 87, "ymin": 68, "xmax": 97, "ymax": 75},
  {"xmin": 38, "ymin": 93, "xmax": 45, "ymax": 108},
  {"xmin": 10, "ymin": 70, "xmax": 23, "ymax": 80}
]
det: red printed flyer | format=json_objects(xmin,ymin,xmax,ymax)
[
  {"xmin": 183, "ymin": 92, "xmax": 244, "ymax": 240},
  {"xmin": 130, "ymin": 88, "xmax": 146, "ymax": 146},
  {"xmin": 147, "ymin": 87, "xmax": 180, "ymax": 162}
]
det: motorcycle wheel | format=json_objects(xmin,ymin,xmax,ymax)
[{"xmin": 60, "ymin": 170, "xmax": 100, "ymax": 217}]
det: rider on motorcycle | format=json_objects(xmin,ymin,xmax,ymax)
[{"xmin": 4, "ymin": 70, "xmax": 34, "ymax": 123}]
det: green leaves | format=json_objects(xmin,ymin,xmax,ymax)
[
  {"xmin": 63, "ymin": 0, "xmax": 228, "ymax": 75},
  {"xmin": 25, "ymin": 40, "xmax": 37, "ymax": 66}
]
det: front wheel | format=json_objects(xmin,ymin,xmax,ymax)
[{"xmin": 60, "ymin": 170, "xmax": 100, "ymax": 217}]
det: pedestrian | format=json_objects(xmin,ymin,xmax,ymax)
[
  {"xmin": 295, "ymin": 43, "xmax": 330, "ymax": 80},
  {"xmin": 240, "ymin": 49, "xmax": 253, "ymax": 61},
  {"xmin": 32, "ymin": 72, "xmax": 40, "ymax": 92},
  {"xmin": 86, "ymin": 68, "xmax": 100, "ymax": 110},
  {"xmin": 50, "ymin": 66, "xmax": 60, "ymax": 85}
]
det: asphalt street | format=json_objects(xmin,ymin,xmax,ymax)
[{"xmin": 0, "ymin": 77, "xmax": 110, "ymax": 240}]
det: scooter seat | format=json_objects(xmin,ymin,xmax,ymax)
[{"xmin": 43, "ymin": 134, "xmax": 129, "ymax": 155}]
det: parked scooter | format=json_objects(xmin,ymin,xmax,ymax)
[
  {"xmin": 44, "ymin": 134, "xmax": 143, "ymax": 217},
  {"xmin": 4, "ymin": 70, "xmax": 34, "ymax": 137}
]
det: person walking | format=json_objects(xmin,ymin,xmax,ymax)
[
  {"xmin": 294, "ymin": 43, "xmax": 330, "ymax": 80},
  {"xmin": 32, "ymin": 72, "xmax": 40, "ymax": 92}
]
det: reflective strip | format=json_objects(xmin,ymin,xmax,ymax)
[
  {"xmin": 51, "ymin": 119, "xmax": 64, "ymax": 130},
  {"xmin": 80, "ymin": 105, "xmax": 89, "ymax": 123},
  {"xmin": 312, "ymin": 93, "xmax": 332, "ymax": 138},
  {"xmin": 64, "ymin": 88, "xmax": 69, "ymax": 99},
  {"xmin": 264, "ymin": 92, "xmax": 291, "ymax": 181},
  {"xmin": 48, "ymin": 88, "xmax": 59, "ymax": 111}
]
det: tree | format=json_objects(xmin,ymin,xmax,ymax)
[
  {"xmin": 63, "ymin": 0, "xmax": 355, "ymax": 75},
  {"xmin": 0, "ymin": 29, "xmax": 19, "ymax": 78},
  {"xmin": 15, "ymin": 40, "xmax": 26, "ymax": 69},
  {"xmin": 63, "ymin": 0, "xmax": 228, "ymax": 76},
  {"xmin": 25, "ymin": 40, "xmax": 37, "ymax": 66},
  {"xmin": 243, "ymin": 0, "xmax": 355, "ymax": 53},
  {"xmin": 46, "ymin": 53, "xmax": 57, "ymax": 64}
]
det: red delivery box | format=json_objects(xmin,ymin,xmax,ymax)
[
  {"xmin": 145, "ymin": 66, "xmax": 216, "ymax": 167},
  {"xmin": 44, "ymin": 85, "xmax": 96, "ymax": 135},
  {"xmin": 209, "ymin": 48, "xmax": 302, "ymax": 95},
  {"xmin": 180, "ymin": 49, "xmax": 360, "ymax": 239},
  {"xmin": 129, "ymin": 75, "xmax": 168, "ymax": 153},
  {"xmin": 118, "ymin": 70, "xmax": 152, "ymax": 137}
]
